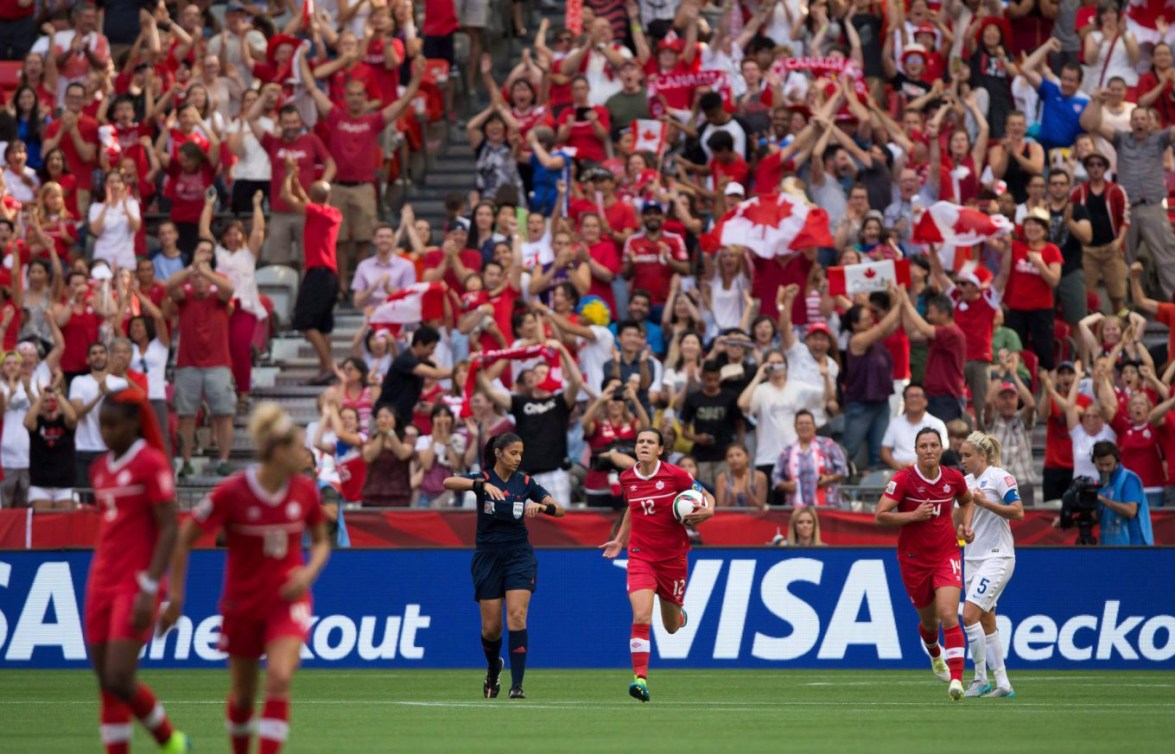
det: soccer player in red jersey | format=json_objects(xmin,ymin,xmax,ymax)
[
  {"xmin": 161, "ymin": 403, "xmax": 331, "ymax": 754},
  {"xmin": 85, "ymin": 390, "xmax": 189, "ymax": 753},
  {"xmin": 875, "ymin": 426, "xmax": 976, "ymax": 702},
  {"xmin": 600, "ymin": 428, "xmax": 715, "ymax": 702}
]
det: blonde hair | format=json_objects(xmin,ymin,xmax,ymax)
[
  {"xmin": 964, "ymin": 431, "xmax": 1002, "ymax": 467},
  {"xmin": 249, "ymin": 402, "xmax": 297, "ymax": 460},
  {"xmin": 788, "ymin": 507, "xmax": 824, "ymax": 546}
]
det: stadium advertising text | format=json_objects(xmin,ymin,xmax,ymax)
[{"xmin": 0, "ymin": 550, "xmax": 1171, "ymax": 669}]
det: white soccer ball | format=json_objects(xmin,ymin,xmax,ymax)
[{"xmin": 673, "ymin": 489, "xmax": 706, "ymax": 524}]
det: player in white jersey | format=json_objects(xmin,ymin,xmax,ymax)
[{"xmin": 959, "ymin": 432, "xmax": 1023, "ymax": 698}]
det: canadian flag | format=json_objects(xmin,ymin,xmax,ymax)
[
  {"xmin": 1126, "ymin": 0, "xmax": 1173, "ymax": 44},
  {"xmin": 827, "ymin": 259, "xmax": 912, "ymax": 297},
  {"xmin": 913, "ymin": 201, "xmax": 1014, "ymax": 246},
  {"xmin": 369, "ymin": 282, "xmax": 447, "ymax": 331},
  {"xmin": 718, "ymin": 192, "xmax": 835, "ymax": 258},
  {"xmin": 631, "ymin": 120, "xmax": 669, "ymax": 157},
  {"xmin": 301, "ymin": 0, "xmax": 316, "ymax": 29},
  {"xmin": 98, "ymin": 124, "xmax": 122, "ymax": 164}
]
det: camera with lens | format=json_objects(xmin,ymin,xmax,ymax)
[
  {"xmin": 1060, "ymin": 476, "xmax": 1100, "ymax": 545},
  {"xmin": 591, "ymin": 442, "xmax": 636, "ymax": 472}
]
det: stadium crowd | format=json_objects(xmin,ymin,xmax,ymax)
[{"xmin": 0, "ymin": 0, "xmax": 1168, "ymax": 543}]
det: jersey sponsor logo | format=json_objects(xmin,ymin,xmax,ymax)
[
  {"xmin": 885, "ymin": 481, "xmax": 897, "ymax": 495},
  {"xmin": 513, "ymin": 502, "xmax": 524, "ymax": 520}
]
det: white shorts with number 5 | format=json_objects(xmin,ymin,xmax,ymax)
[{"xmin": 964, "ymin": 558, "xmax": 1015, "ymax": 613}]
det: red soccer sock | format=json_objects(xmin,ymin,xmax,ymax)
[
  {"xmin": 918, "ymin": 624, "xmax": 942, "ymax": 658},
  {"xmin": 630, "ymin": 623, "xmax": 651, "ymax": 679},
  {"xmin": 128, "ymin": 683, "xmax": 174, "ymax": 745},
  {"xmin": 227, "ymin": 698, "xmax": 254, "ymax": 754},
  {"xmin": 943, "ymin": 623, "xmax": 966, "ymax": 682},
  {"xmin": 259, "ymin": 697, "xmax": 290, "ymax": 754},
  {"xmin": 100, "ymin": 690, "xmax": 132, "ymax": 754}
]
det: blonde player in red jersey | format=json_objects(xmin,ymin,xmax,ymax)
[
  {"xmin": 86, "ymin": 390, "xmax": 189, "ymax": 754},
  {"xmin": 600, "ymin": 428, "xmax": 715, "ymax": 702},
  {"xmin": 875, "ymin": 426, "xmax": 975, "ymax": 702},
  {"xmin": 161, "ymin": 403, "xmax": 331, "ymax": 754}
]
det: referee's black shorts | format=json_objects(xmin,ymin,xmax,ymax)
[
  {"xmin": 293, "ymin": 267, "xmax": 338, "ymax": 334},
  {"xmin": 471, "ymin": 546, "xmax": 537, "ymax": 602}
]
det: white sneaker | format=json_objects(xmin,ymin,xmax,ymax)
[
  {"xmin": 984, "ymin": 685, "xmax": 1016, "ymax": 698},
  {"xmin": 930, "ymin": 656, "xmax": 951, "ymax": 682},
  {"xmin": 963, "ymin": 679, "xmax": 992, "ymax": 698},
  {"xmin": 948, "ymin": 679, "xmax": 964, "ymax": 701}
]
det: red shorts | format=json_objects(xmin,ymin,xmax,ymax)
[
  {"xmin": 85, "ymin": 589, "xmax": 160, "ymax": 646},
  {"xmin": 899, "ymin": 554, "xmax": 962, "ymax": 609},
  {"xmin": 627, "ymin": 555, "xmax": 688, "ymax": 606},
  {"xmin": 219, "ymin": 600, "xmax": 312, "ymax": 659}
]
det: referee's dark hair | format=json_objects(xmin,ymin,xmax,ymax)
[{"xmin": 484, "ymin": 433, "xmax": 523, "ymax": 469}]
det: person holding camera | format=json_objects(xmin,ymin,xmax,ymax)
[
  {"xmin": 1092, "ymin": 441, "xmax": 1154, "ymax": 546},
  {"xmin": 583, "ymin": 379, "xmax": 650, "ymax": 509}
]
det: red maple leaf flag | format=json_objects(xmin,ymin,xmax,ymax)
[
  {"xmin": 914, "ymin": 201, "xmax": 1013, "ymax": 246},
  {"xmin": 718, "ymin": 193, "xmax": 834, "ymax": 257},
  {"xmin": 827, "ymin": 259, "xmax": 912, "ymax": 296},
  {"xmin": 370, "ymin": 282, "xmax": 447, "ymax": 332},
  {"xmin": 631, "ymin": 120, "xmax": 668, "ymax": 157},
  {"xmin": 1126, "ymin": 0, "xmax": 1170, "ymax": 44}
]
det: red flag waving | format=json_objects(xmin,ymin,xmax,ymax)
[
  {"xmin": 718, "ymin": 192, "xmax": 834, "ymax": 257},
  {"xmin": 370, "ymin": 283, "xmax": 447, "ymax": 332},
  {"xmin": 913, "ymin": 201, "xmax": 1014, "ymax": 246},
  {"xmin": 462, "ymin": 344, "xmax": 561, "ymax": 417}
]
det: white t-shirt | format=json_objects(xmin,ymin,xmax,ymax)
[
  {"xmin": 89, "ymin": 198, "xmax": 141, "ymax": 269},
  {"xmin": 69, "ymin": 374, "xmax": 130, "ymax": 452},
  {"xmin": 216, "ymin": 245, "xmax": 267, "ymax": 320},
  {"xmin": 707, "ymin": 274, "xmax": 749, "ymax": 332},
  {"xmin": 748, "ymin": 379, "xmax": 825, "ymax": 467},
  {"xmin": 784, "ymin": 341, "xmax": 839, "ymax": 425},
  {"xmin": 577, "ymin": 325, "xmax": 615, "ymax": 399},
  {"xmin": 1, "ymin": 382, "xmax": 32, "ymax": 468},
  {"xmin": 2, "ymin": 167, "xmax": 39, "ymax": 204},
  {"xmin": 964, "ymin": 465, "xmax": 1019, "ymax": 561},
  {"xmin": 134, "ymin": 339, "xmax": 170, "ymax": 401},
  {"xmin": 1070, "ymin": 423, "xmax": 1116, "ymax": 481},
  {"xmin": 227, "ymin": 117, "xmax": 274, "ymax": 182},
  {"xmin": 881, "ymin": 412, "xmax": 949, "ymax": 466}
]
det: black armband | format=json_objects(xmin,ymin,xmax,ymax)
[
  {"xmin": 543, "ymin": 503, "xmax": 557, "ymax": 516},
  {"xmin": 472, "ymin": 480, "xmax": 485, "ymax": 495}
]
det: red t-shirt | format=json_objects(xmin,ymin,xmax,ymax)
[
  {"xmin": 1, "ymin": 300, "xmax": 20, "ymax": 351},
  {"xmin": 261, "ymin": 132, "xmax": 331, "ymax": 214},
  {"xmin": 45, "ymin": 115, "xmax": 100, "ymax": 190},
  {"xmin": 87, "ymin": 442, "xmax": 175, "ymax": 594},
  {"xmin": 422, "ymin": 248, "xmax": 484, "ymax": 294},
  {"xmin": 191, "ymin": 470, "xmax": 324, "ymax": 618},
  {"xmin": 885, "ymin": 464, "xmax": 967, "ymax": 562},
  {"xmin": 1044, "ymin": 398, "xmax": 1078, "ymax": 470},
  {"xmin": 883, "ymin": 327, "xmax": 911, "ymax": 381},
  {"xmin": 177, "ymin": 286, "xmax": 232, "ymax": 368},
  {"xmin": 328, "ymin": 62, "xmax": 383, "ymax": 110},
  {"xmin": 484, "ymin": 285, "xmax": 520, "ymax": 352},
  {"xmin": 643, "ymin": 58, "xmax": 702, "ymax": 111},
  {"xmin": 165, "ymin": 162, "xmax": 216, "ymax": 224},
  {"xmin": 61, "ymin": 302, "xmax": 101, "ymax": 373},
  {"xmin": 304, "ymin": 203, "xmax": 343, "ymax": 273},
  {"xmin": 0, "ymin": 0, "xmax": 35, "ymax": 19},
  {"xmin": 1156, "ymin": 303, "xmax": 1175, "ymax": 363},
  {"xmin": 710, "ymin": 155, "xmax": 750, "ymax": 188},
  {"xmin": 326, "ymin": 108, "xmax": 383, "ymax": 184},
  {"xmin": 752, "ymin": 254, "xmax": 810, "ymax": 323},
  {"xmin": 1160, "ymin": 414, "xmax": 1175, "ymax": 485},
  {"xmin": 39, "ymin": 216, "xmax": 78, "ymax": 258},
  {"xmin": 363, "ymin": 36, "xmax": 406, "ymax": 105},
  {"xmin": 586, "ymin": 239, "xmax": 621, "ymax": 314},
  {"xmin": 620, "ymin": 460, "xmax": 697, "ymax": 562},
  {"xmin": 556, "ymin": 106, "xmax": 611, "ymax": 164},
  {"xmin": 1007, "ymin": 241, "xmax": 1062, "ymax": 311},
  {"xmin": 948, "ymin": 286, "xmax": 999, "ymax": 363},
  {"xmin": 622, "ymin": 231, "xmax": 688, "ymax": 305},
  {"xmin": 1111, "ymin": 415, "xmax": 1165, "ymax": 488},
  {"xmin": 924, "ymin": 324, "xmax": 966, "ymax": 398},
  {"xmin": 422, "ymin": 0, "xmax": 460, "ymax": 36}
]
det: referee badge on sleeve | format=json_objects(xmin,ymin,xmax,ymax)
[{"xmin": 513, "ymin": 502, "xmax": 525, "ymax": 519}]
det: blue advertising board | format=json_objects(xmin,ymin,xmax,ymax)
[{"xmin": 0, "ymin": 548, "xmax": 1172, "ymax": 669}]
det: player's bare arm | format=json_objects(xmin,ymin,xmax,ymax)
[
  {"xmin": 953, "ymin": 488, "xmax": 976, "ymax": 542},
  {"xmin": 132, "ymin": 499, "xmax": 179, "ymax": 632},
  {"xmin": 158, "ymin": 518, "xmax": 203, "ymax": 635},
  {"xmin": 281, "ymin": 521, "xmax": 331, "ymax": 602},
  {"xmin": 600, "ymin": 508, "xmax": 631, "ymax": 558}
]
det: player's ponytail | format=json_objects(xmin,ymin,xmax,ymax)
[
  {"xmin": 484, "ymin": 432, "xmax": 523, "ymax": 469},
  {"xmin": 964, "ymin": 431, "xmax": 1002, "ymax": 467},
  {"xmin": 250, "ymin": 402, "xmax": 298, "ymax": 461}
]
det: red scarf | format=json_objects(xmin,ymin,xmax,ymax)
[{"xmin": 462, "ymin": 344, "xmax": 561, "ymax": 417}]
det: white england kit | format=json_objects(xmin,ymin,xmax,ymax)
[{"xmin": 963, "ymin": 466, "xmax": 1019, "ymax": 612}]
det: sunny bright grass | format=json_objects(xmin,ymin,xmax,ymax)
[{"xmin": 1, "ymin": 669, "xmax": 1172, "ymax": 753}]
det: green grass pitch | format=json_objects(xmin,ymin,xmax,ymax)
[{"xmin": 2, "ymin": 669, "xmax": 1172, "ymax": 752}]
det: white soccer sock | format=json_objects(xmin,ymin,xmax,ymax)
[
  {"xmin": 986, "ymin": 630, "xmax": 1009, "ymax": 687},
  {"xmin": 964, "ymin": 623, "xmax": 987, "ymax": 681}
]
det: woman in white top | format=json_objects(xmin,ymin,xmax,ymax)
[
  {"xmin": 0, "ymin": 351, "xmax": 33, "ymax": 507},
  {"xmin": 1082, "ymin": 4, "xmax": 1140, "ymax": 93},
  {"xmin": 959, "ymin": 432, "xmax": 1022, "ymax": 699},
  {"xmin": 201, "ymin": 188, "xmax": 266, "ymax": 410},
  {"xmin": 87, "ymin": 170, "xmax": 142, "ymax": 270},
  {"xmin": 184, "ymin": 83, "xmax": 228, "ymax": 141},
  {"xmin": 225, "ymin": 88, "xmax": 273, "ymax": 214},
  {"xmin": 2, "ymin": 140, "xmax": 40, "ymax": 204},
  {"xmin": 703, "ymin": 247, "xmax": 752, "ymax": 333},
  {"xmin": 127, "ymin": 291, "xmax": 172, "ymax": 459}
]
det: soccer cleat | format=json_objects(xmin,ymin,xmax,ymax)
[
  {"xmin": 679, "ymin": 608, "xmax": 688, "ymax": 630},
  {"xmin": 930, "ymin": 656, "xmax": 951, "ymax": 683},
  {"xmin": 508, "ymin": 686, "xmax": 526, "ymax": 700},
  {"xmin": 948, "ymin": 679, "xmax": 964, "ymax": 702},
  {"xmin": 159, "ymin": 731, "xmax": 191, "ymax": 753},
  {"xmin": 483, "ymin": 657, "xmax": 503, "ymax": 698},
  {"xmin": 964, "ymin": 679, "xmax": 992, "ymax": 698},
  {"xmin": 984, "ymin": 685, "xmax": 1016, "ymax": 698},
  {"xmin": 628, "ymin": 675, "xmax": 650, "ymax": 703}
]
